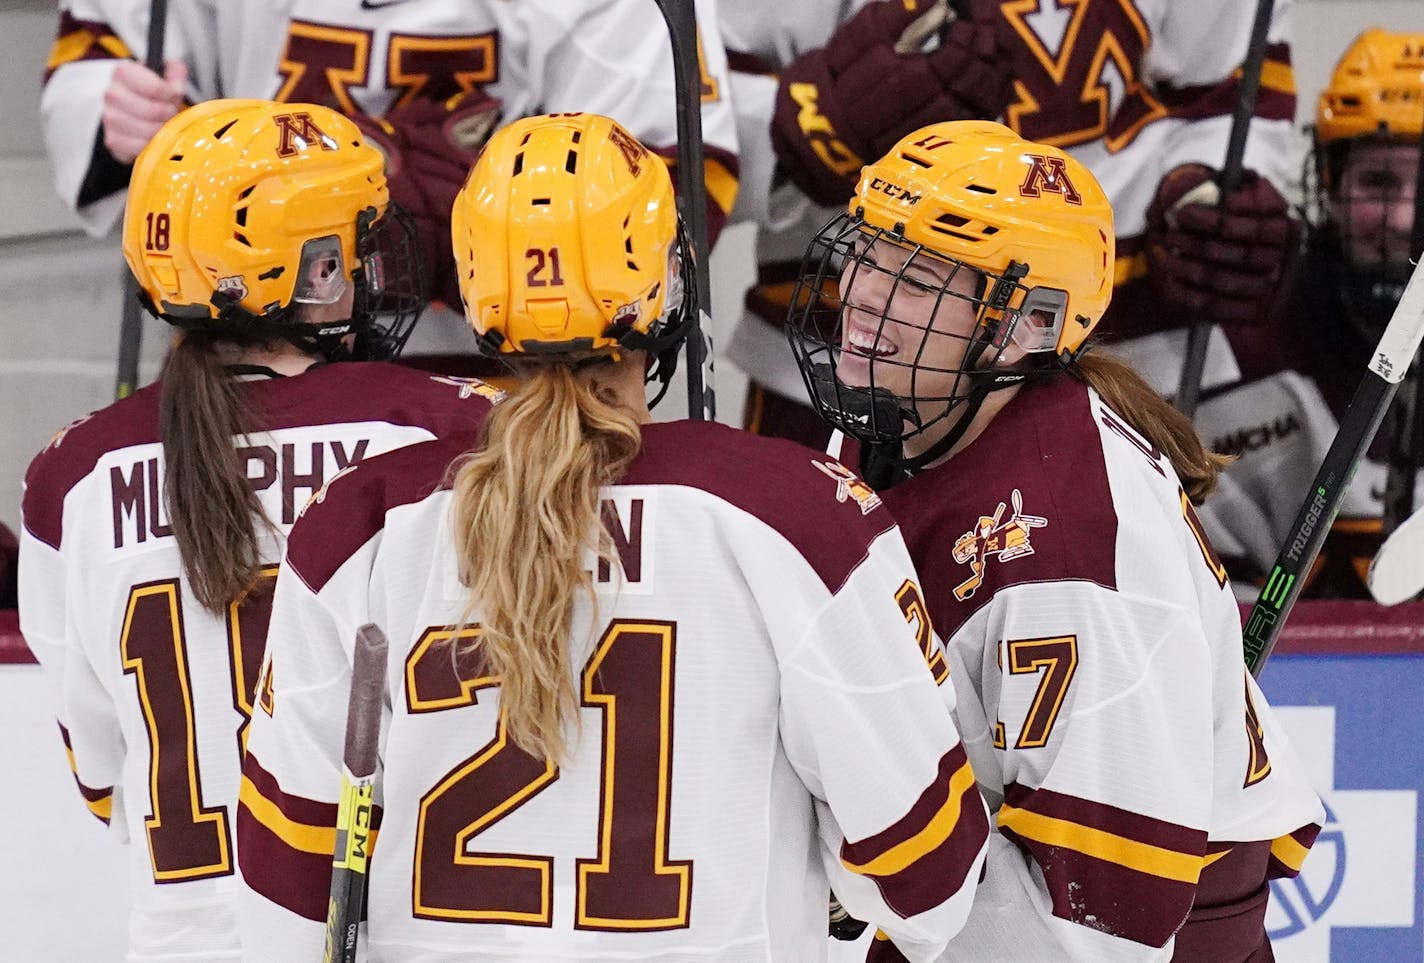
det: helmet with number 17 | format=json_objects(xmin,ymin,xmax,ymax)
[
  {"xmin": 787, "ymin": 120, "xmax": 1113, "ymax": 462},
  {"xmin": 450, "ymin": 112, "xmax": 697, "ymax": 401},
  {"xmin": 122, "ymin": 98, "xmax": 424, "ymax": 361}
]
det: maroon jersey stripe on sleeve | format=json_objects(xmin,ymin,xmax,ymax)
[
  {"xmin": 1156, "ymin": 44, "xmax": 1296, "ymax": 123},
  {"xmin": 45, "ymin": 11, "xmax": 133, "ymax": 84},
  {"xmin": 1267, "ymin": 824, "xmax": 1321, "ymax": 879},
  {"xmin": 57, "ymin": 723, "xmax": 113, "ymax": 824},
  {"xmin": 237, "ymin": 753, "xmax": 383, "ymax": 922},
  {"xmin": 839, "ymin": 744, "xmax": 988, "ymax": 918},
  {"xmin": 997, "ymin": 782, "xmax": 1208, "ymax": 947}
]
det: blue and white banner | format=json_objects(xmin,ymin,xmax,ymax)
[{"xmin": 1260, "ymin": 602, "xmax": 1424, "ymax": 962}]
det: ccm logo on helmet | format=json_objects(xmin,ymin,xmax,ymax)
[
  {"xmin": 868, "ymin": 177, "xmax": 922, "ymax": 205},
  {"xmin": 274, "ymin": 112, "xmax": 338, "ymax": 158},
  {"xmin": 1019, "ymin": 154, "xmax": 1082, "ymax": 205}
]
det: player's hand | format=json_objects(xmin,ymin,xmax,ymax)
[
  {"xmin": 101, "ymin": 60, "xmax": 188, "ymax": 164},
  {"xmin": 1145, "ymin": 163, "xmax": 1302, "ymax": 327},
  {"xmin": 350, "ymin": 89, "xmax": 503, "ymax": 308},
  {"xmin": 770, "ymin": 0, "xmax": 1013, "ymax": 207}
]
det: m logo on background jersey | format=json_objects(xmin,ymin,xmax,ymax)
[
  {"xmin": 812, "ymin": 459, "xmax": 882, "ymax": 515},
  {"xmin": 273, "ymin": 111, "xmax": 337, "ymax": 157},
  {"xmin": 1019, "ymin": 154, "xmax": 1082, "ymax": 204},
  {"xmin": 951, "ymin": 488, "xmax": 1047, "ymax": 600}
]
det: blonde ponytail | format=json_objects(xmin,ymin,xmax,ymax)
[
  {"xmin": 450, "ymin": 366, "xmax": 643, "ymax": 762},
  {"xmin": 1068, "ymin": 351, "xmax": 1233, "ymax": 505}
]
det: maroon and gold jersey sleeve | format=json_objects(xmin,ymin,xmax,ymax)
[{"xmin": 935, "ymin": 580, "xmax": 1321, "ymax": 960}]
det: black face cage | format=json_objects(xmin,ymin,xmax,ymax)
[
  {"xmin": 787, "ymin": 212, "xmax": 1031, "ymax": 448},
  {"xmin": 351, "ymin": 203, "xmax": 425, "ymax": 361},
  {"xmin": 1308, "ymin": 134, "xmax": 1416, "ymax": 341}
]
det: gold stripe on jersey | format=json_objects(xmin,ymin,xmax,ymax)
[
  {"xmin": 237, "ymin": 774, "xmax": 365, "ymax": 857},
  {"xmin": 1259, "ymin": 59, "xmax": 1295, "ymax": 96},
  {"xmin": 1114, "ymin": 251, "xmax": 1148, "ymax": 286},
  {"xmin": 62, "ymin": 743, "xmax": 114, "ymax": 820},
  {"xmin": 1270, "ymin": 831, "xmax": 1310, "ymax": 874},
  {"xmin": 704, "ymin": 156, "xmax": 739, "ymax": 217},
  {"xmin": 46, "ymin": 26, "xmax": 131, "ymax": 73},
  {"xmin": 997, "ymin": 804, "xmax": 1204, "ymax": 884},
  {"xmin": 1202, "ymin": 846, "xmax": 1232, "ymax": 869},
  {"xmin": 841, "ymin": 756, "xmax": 978, "ymax": 877}
]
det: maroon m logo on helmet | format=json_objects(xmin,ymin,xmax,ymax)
[
  {"xmin": 1019, "ymin": 154, "xmax": 1083, "ymax": 205},
  {"xmin": 273, "ymin": 111, "xmax": 336, "ymax": 158}
]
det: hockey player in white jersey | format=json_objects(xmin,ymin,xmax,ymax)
[
  {"xmin": 236, "ymin": 112, "xmax": 990, "ymax": 962},
  {"xmin": 723, "ymin": 0, "xmax": 1301, "ymax": 447},
  {"xmin": 789, "ymin": 121, "xmax": 1323, "ymax": 960},
  {"xmin": 42, "ymin": 0, "xmax": 739, "ymax": 358},
  {"xmin": 18, "ymin": 99, "xmax": 499, "ymax": 961}
]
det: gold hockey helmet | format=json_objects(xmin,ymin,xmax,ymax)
[{"xmin": 450, "ymin": 112, "xmax": 694, "ymax": 368}]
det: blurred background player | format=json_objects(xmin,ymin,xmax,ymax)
[
  {"xmin": 236, "ymin": 112, "xmax": 989, "ymax": 962},
  {"xmin": 718, "ymin": 0, "xmax": 1013, "ymax": 444},
  {"xmin": 789, "ymin": 121, "xmax": 1322, "ymax": 960},
  {"xmin": 17, "ymin": 99, "xmax": 497, "ymax": 961},
  {"xmin": 720, "ymin": 0, "xmax": 1301, "ymax": 448},
  {"xmin": 41, "ymin": 0, "xmax": 739, "ymax": 368},
  {"xmin": 1194, "ymin": 27, "xmax": 1424, "ymax": 599}
]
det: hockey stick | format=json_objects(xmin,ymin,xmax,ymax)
[
  {"xmin": 114, "ymin": 0, "xmax": 170, "ymax": 400},
  {"xmin": 650, "ymin": 0, "xmax": 716, "ymax": 421},
  {"xmin": 1377, "ymin": 97, "xmax": 1424, "ymax": 533},
  {"xmin": 1368, "ymin": 504, "xmax": 1424, "ymax": 605},
  {"xmin": 1175, "ymin": 0, "xmax": 1275, "ymax": 419},
  {"xmin": 323, "ymin": 624, "xmax": 389, "ymax": 963},
  {"xmin": 1242, "ymin": 255, "xmax": 1424, "ymax": 674}
]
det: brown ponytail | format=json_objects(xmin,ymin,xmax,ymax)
[
  {"xmin": 1068, "ymin": 351, "xmax": 1233, "ymax": 504},
  {"xmin": 160, "ymin": 333, "xmax": 273, "ymax": 612},
  {"xmin": 450, "ymin": 365, "xmax": 643, "ymax": 763}
]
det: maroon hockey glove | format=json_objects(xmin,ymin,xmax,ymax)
[
  {"xmin": 351, "ymin": 89, "xmax": 503, "ymax": 309},
  {"xmin": 771, "ymin": 0, "xmax": 1014, "ymax": 207},
  {"xmin": 1145, "ymin": 163, "xmax": 1302, "ymax": 327}
]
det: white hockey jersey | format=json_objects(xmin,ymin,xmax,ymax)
[
  {"xmin": 17, "ymin": 364, "xmax": 497, "ymax": 962},
  {"xmin": 721, "ymin": 0, "xmax": 1302, "ymax": 406},
  {"xmin": 42, "ymin": 0, "xmax": 740, "ymax": 239},
  {"xmin": 236, "ymin": 420, "xmax": 990, "ymax": 962},
  {"xmin": 873, "ymin": 376, "xmax": 1322, "ymax": 962}
]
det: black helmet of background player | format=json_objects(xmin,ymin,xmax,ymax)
[
  {"xmin": 450, "ymin": 112, "xmax": 697, "ymax": 407},
  {"xmin": 787, "ymin": 120, "xmax": 1113, "ymax": 470},
  {"xmin": 122, "ymin": 99, "xmax": 425, "ymax": 362},
  {"xmin": 1312, "ymin": 28, "xmax": 1424, "ymax": 340}
]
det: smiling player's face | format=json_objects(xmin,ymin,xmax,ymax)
[{"xmin": 835, "ymin": 237, "xmax": 983, "ymax": 419}]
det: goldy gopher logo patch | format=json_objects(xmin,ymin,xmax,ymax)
[
  {"xmin": 951, "ymin": 488, "xmax": 1047, "ymax": 600},
  {"xmin": 812, "ymin": 459, "xmax": 882, "ymax": 515}
]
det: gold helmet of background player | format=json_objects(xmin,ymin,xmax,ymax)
[
  {"xmin": 1317, "ymin": 28, "xmax": 1424, "ymax": 144},
  {"xmin": 851, "ymin": 120, "xmax": 1114, "ymax": 360},
  {"xmin": 451, "ymin": 112, "xmax": 695, "ymax": 367},
  {"xmin": 121, "ymin": 98, "xmax": 423, "ymax": 360}
]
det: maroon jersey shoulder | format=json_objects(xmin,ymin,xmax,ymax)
[
  {"xmin": 250, "ymin": 362, "xmax": 497, "ymax": 438},
  {"xmin": 883, "ymin": 377, "xmax": 1118, "ymax": 636},
  {"xmin": 631, "ymin": 420, "xmax": 897, "ymax": 592},
  {"xmin": 22, "ymin": 383, "xmax": 164, "ymax": 550},
  {"xmin": 284, "ymin": 431, "xmax": 474, "ymax": 595}
]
